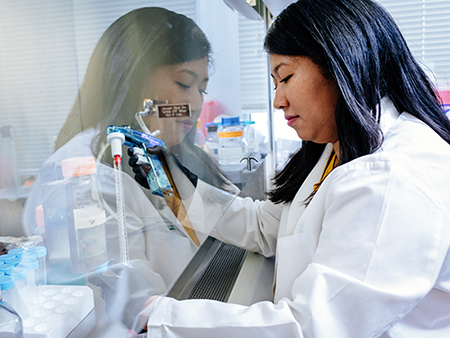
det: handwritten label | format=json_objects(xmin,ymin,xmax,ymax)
[{"xmin": 157, "ymin": 104, "xmax": 191, "ymax": 118}]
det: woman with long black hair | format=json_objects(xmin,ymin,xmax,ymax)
[{"xmin": 92, "ymin": 0, "xmax": 450, "ymax": 336}]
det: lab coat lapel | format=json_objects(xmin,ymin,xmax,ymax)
[
  {"xmin": 274, "ymin": 145, "xmax": 332, "ymax": 302},
  {"xmin": 280, "ymin": 144, "xmax": 333, "ymax": 238}
]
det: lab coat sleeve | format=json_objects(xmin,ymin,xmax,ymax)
[
  {"xmin": 146, "ymin": 159, "xmax": 450, "ymax": 338},
  {"xmin": 208, "ymin": 189, "xmax": 283, "ymax": 257}
]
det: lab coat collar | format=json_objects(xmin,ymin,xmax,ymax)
[{"xmin": 378, "ymin": 97, "xmax": 401, "ymax": 136}]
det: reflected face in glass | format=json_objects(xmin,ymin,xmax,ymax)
[
  {"xmin": 142, "ymin": 57, "xmax": 209, "ymax": 148},
  {"xmin": 270, "ymin": 54, "xmax": 340, "ymax": 144}
]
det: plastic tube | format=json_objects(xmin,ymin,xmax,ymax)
[
  {"xmin": 18, "ymin": 258, "xmax": 39, "ymax": 300},
  {"xmin": 0, "ymin": 276, "xmax": 19, "ymax": 314},
  {"xmin": 7, "ymin": 267, "xmax": 29, "ymax": 319},
  {"xmin": 28, "ymin": 246, "xmax": 47, "ymax": 286}
]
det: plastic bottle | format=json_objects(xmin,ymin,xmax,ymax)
[
  {"xmin": 218, "ymin": 117, "xmax": 247, "ymax": 165},
  {"xmin": 0, "ymin": 296, "xmax": 23, "ymax": 338},
  {"xmin": 0, "ymin": 276, "xmax": 19, "ymax": 316},
  {"xmin": 28, "ymin": 246, "xmax": 47, "ymax": 286},
  {"xmin": 204, "ymin": 123, "xmax": 219, "ymax": 160},
  {"xmin": 17, "ymin": 258, "xmax": 38, "ymax": 299},
  {"xmin": 194, "ymin": 119, "xmax": 205, "ymax": 148},
  {"xmin": 242, "ymin": 121, "xmax": 258, "ymax": 153},
  {"xmin": 6, "ymin": 267, "xmax": 29, "ymax": 319},
  {"xmin": 61, "ymin": 156, "xmax": 107, "ymax": 272}
]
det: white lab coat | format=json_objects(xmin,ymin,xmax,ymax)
[{"xmin": 146, "ymin": 97, "xmax": 450, "ymax": 337}]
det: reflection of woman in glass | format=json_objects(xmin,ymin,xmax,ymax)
[
  {"xmin": 23, "ymin": 7, "xmax": 234, "ymax": 292},
  {"xmin": 55, "ymin": 7, "xmax": 228, "ymax": 189}
]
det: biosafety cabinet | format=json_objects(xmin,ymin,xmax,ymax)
[{"xmin": 1, "ymin": 0, "xmax": 449, "ymax": 336}]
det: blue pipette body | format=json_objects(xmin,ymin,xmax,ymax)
[{"xmin": 106, "ymin": 125, "xmax": 174, "ymax": 198}]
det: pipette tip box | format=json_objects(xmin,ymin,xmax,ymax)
[{"xmin": 23, "ymin": 285, "xmax": 94, "ymax": 338}]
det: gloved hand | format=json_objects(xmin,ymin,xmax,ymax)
[
  {"xmin": 127, "ymin": 147, "xmax": 152, "ymax": 190},
  {"xmin": 127, "ymin": 146, "xmax": 198, "ymax": 199},
  {"xmin": 87, "ymin": 260, "xmax": 158, "ymax": 331}
]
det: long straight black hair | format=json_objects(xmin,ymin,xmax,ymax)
[{"xmin": 265, "ymin": 0, "xmax": 450, "ymax": 204}]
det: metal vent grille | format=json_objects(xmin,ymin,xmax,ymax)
[{"xmin": 187, "ymin": 243, "xmax": 247, "ymax": 302}]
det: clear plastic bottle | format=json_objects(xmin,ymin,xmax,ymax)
[
  {"xmin": 0, "ymin": 276, "xmax": 19, "ymax": 317},
  {"xmin": 204, "ymin": 123, "xmax": 219, "ymax": 160},
  {"xmin": 28, "ymin": 246, "xmax": 47, "ymax": 286},
  {"xmin": 6, "ymin": 267, "xmax": 29, "ymax": 319},
  {"xmin": 218, "ymin": 117, "xmax": 247, "ymax": 165},
  {"xmin": 194, "ymin": 119, "xmax": 205, "ymax": 148},
  {"xmin": 61, "ymin": 156, "xmax": 107, "ymax": 272},
  {"xmin": 17, "ymin": 258, "xmax": 38, "ymax": 299}
]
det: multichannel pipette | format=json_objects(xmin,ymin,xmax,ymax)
[{"xmin": 106, "ymin": 125, "xmax": 174, "ymax": 198}]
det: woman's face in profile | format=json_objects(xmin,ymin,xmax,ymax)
[
  {"xmin": 269, "ymin": 54, "xmax": 340, "ymax": 145},
  {"xmin": 142, "ymin": 57, "xmax": 209, "ymax": 148}
]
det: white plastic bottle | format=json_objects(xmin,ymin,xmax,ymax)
[{"xmin": 218, "ymin": 117, "xmax": 247, "ymax": 165}]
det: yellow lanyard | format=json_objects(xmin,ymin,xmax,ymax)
[
  {"xmin": 313, "ymin": 151, "xmax": 337, "ymax": 193},
  {"xmin": 165, "ymin": 194, "xmax": 200, "ymax": 246}
]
